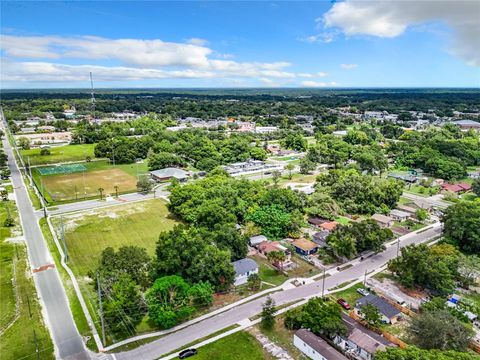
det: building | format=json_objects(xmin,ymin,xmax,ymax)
[
  {"xmin": 308, "ymin": 217, "xmax": 325, "ymax": 227},
  {"xmin": 389, "ymin": 209, "xmax": 410, "ymax": 222},
  {"xmin": 255, "ymin": 126, "xmax": 278, "ymax": 134},
  {"xmin": 334, "ymin": 314, "xmax": 395, "ymax": 360},
  {"xmin": 249, "ymin": 235, "xmax": 268, "ymax": 247},
  {"xmin": 15, "ymin": 132, "xmax": 72, "ymax": 146},
  {"xmin": 312, "ymin": 231, "xmax": 330, "ymax": 247},
  {"xmin": 292, "ymin": 238, "xmax": 318, "ymax": 256},
  {"xmin": 467, "ymin": 170, "xmax": 480, "ymax": 179},
  {"xmin": 371, "ymin": 214, "xmax": 394, "ymax": 228},
  {"xmin": 355, "ymin": 294, "xmax": 402, "ymax": 324},
  {"xmin": 232, "ymin": 258, "xmax": 258, "ymax": 286},
  {"xmin": 441, "ymin": 182, "xmax": 472, "ymax": 194},
  {"xmin": 451, "ymin": 120, "xmax": 480, "ymax": 130},
  {"xmin": 257, "ymin": 241, "xmax": 292, "ymax": 268},
  {"xmin": 396, "ymin": 204, "xmax": 417, "ymax": 214},
  {"xmin": 319, "ymin": 221, "xmax": 338, "ymax": 232},
  {"xmin": 387, "ymin": 172, "xmax": 417, "ymax": 183},
  {"xmin": 150, "ymin": 168, "xmax": 189, "ymax": 182},
  {"xmin": 294, "ymin": 329, "xmax": 348, "ymax": 360}
]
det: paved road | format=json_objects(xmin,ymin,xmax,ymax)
[
  {"xmin": 1, "ymin": 118, "xmax": 89, "ymax": 359},
  {"xmin": 115, "ymin": 224, "xmax": 442, "ymax": 360}
]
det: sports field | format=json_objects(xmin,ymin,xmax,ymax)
[
  {"xmin": 51, "ymin": 199, "xmax": 179, "ymax": 277},
  {"xmin": 21, "ymin": 144, "xmax": 96, "ymax": 165},
  {"xmin": 33, "ymin": 160, "xmax": 149, "ymax": 202}
]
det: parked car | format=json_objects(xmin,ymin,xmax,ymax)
[
  {"xmin": 179, "ymin": 348, "xmax": 198, "ymax": 359},
  {"xmin": 357, "ymin": 288, "xmax": 370, "ymax": 296},
  {"xmin": 337, "ymin": 298, "xmax": 351, "ymax": 310}
]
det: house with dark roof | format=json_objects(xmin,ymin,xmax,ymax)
[
  {"xmin": 355, "ymin": 294, "xmax": 402, "ymax": 324},
  {"xmin": 334, "ymin": 314, "xmax": 396, "ymax": 360},
  {"xmin": 294, "ymin": 329, "xmax": 347, "ymax": 360},
  {"xmin": 231, "ymin": 258, "xmax": 258, "ymax": 286},
  {"xmin": 312, "ymin": 231, "xmax": 330, "ymax": 247}
]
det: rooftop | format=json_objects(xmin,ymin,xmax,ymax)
[
  {"xmin": 150, "ymin": 167, "xmax": 189, "ymax": 180},
  {"xmin": 232, "ymin": 258, "xmax": 258, "ymax": 276},
  {"xmin": 356, "ymin": 294, "xmax": 401, "ymax": 319},
  {"xmin": 292, "ymin": 238, "xmax": 318, "ymax": 251},
  {"xmin": 371, "ymin": 214, "xmax": 393, "ymax": 224},
  {"xmin": 295, "ymin": 329, "xmax": 348, "ymax": 360}
]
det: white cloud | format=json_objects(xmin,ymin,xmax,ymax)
[
  {"xmin": 0, "ymin": 34, "xmax": 337, "ymax": 86},
  {"xmin": 301, "ymin": 80, "xmax": 337, "ymax": 87},
  {"xmin": 186, "ymin": 38, "xmax": 209, "ymax": 46},
  {"xmin": 340, "ymin": 63, "xmax": 358, "ymax": 70},
  {"xmin": 322, "ymin": 0, "xmax": 480, "ymax": 66},
  {"xmin": 298, "ymin": 30, "xmax": 338, "ymax": 44},
  {"xmin": 298, "ymin": 72, "xmax": 328, "ymax": 78}
]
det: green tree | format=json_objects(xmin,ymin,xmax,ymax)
[
  {"xmin": 98, "ymin": 187, "xmax": 104, "ymax": 200},
  {"xmin": 271, "ymin": 170, "xmax": 282, "ymax": 187},
  {"xmin": 103, "ymin": 274, "xmax": 145, "ymax": 334},
  {"xmin": 17, "ymin": 137, "xmax": 31, "ymax": 150},
  {"xmin": 472, "ymin": 178, "xmax": 480, "ymax": 196},
  {"xmin": 250, "ymin": 147, "xmax": 267, "ymax": 161},
  {"xmin": 299, "ymin": 157, "xmax": 316, "ymax": 174},
  {"xmin": 40, "ymin": 148, "xmax": 51, "ymax": 156},
  {"xmin": 267, "ymin": 250, "xmax": 287, "ymax": 272},
  {"xmin": 442, "ymin": 202, "xmax": 480, "ymax": 254},
  {"xmin": 375, "ymin": 346, "xmax": 479, "ymax": 360},
  {"xmin": 360, "ymin": 303, "xmax": 382, "ymax": 327},
  {"xmin": 261, "ymin": 296, "xmax": 276, "ymax": 329},
  {"xmin": 301, "ymin": 297, "xmax": 346, "ymax": 337},
  {"xmin": 407, "ymin": 310, "xmax": 474, "ymax": 351},
  {"xmin": 247, "ymin": 273, "xmax": 261, "ymax": 291},
  {"xmin": 285, "ymin": 163, "xmax": 295, "ymax": 179},
  {"xmin": 416, "ymin": 208, "xmax": 428, "ymax": 222},
  {"xmin": 137, "ymin": 176, "xmax": 153, "ymax": 193}
]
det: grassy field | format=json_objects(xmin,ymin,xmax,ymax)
[
  {"xmin": 0, "ymin": 200, "xmax": 54, "ymax": 359},
  {"xmin": 51, "ymin": 199, "xmax": 178, "ymax": 277},
  {"xmin": 173, "ymin": 331, "xmax": 268, "ymax": 360},
  {"xmin": 21, "ymin": 144, "xmax": 96, "ymax": 165},
  {"xmin": 33, "ymin": 160, "xmax": 149, "ymax": 203}
]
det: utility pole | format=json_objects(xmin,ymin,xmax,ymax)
[
  {"xmin": 396, "ymin": 238, "xmax": 401, "ymax": 257},
  {"xmin": 321, "ymin": 268, "xmax": 326, "ymax": 298},
  {"xmin": 27, "ymin": 296, "xmax": 32, "ymax": 318},
  {"xmin": 83, "ymin": 169, "xmax": 86, "ymax": 198},
  {"xmin": 60, "ymin": 216, "xmax": 68, "ymax": 262},
  {"xmin": 90, "ymin": 72, "xmax": 96, "ymax": 121},
  {"xmin": 363, "ymin": 269, "xmax": 367, "ymax": 286},
  {"xmin": 27, "ymin": 156, "xmax": 32, "ymax": 179},
  {"xmin": 97, "ymin": 272, "xmax": 106, "ymax": 346},
  {"xmin": 40, "ymin": 177, "xmax": 46, "ymax": 218}
]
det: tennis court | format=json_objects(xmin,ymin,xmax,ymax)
[{"xmin": 37, "ymin": 163, "xmax": 87, "ymax": 176}]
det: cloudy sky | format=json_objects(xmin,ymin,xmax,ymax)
[{"xmin": 1, "ymin": 1, "xmax": 479, "ymax": 88}]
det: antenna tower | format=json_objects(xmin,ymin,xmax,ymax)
[{"xmin": 90, "ymin": 72, "xmax": 96, "ymax": 120}]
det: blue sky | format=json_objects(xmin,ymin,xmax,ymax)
[{"xmin": 1, "ymin": 1, "xmax": 479, "ymax": 88}]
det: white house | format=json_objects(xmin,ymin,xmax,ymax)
[
  {"xmin": 294, "ymin": 329, "xmax": 347, "ymax": 360},
  {"xmin": 232, "ymin": 258, "xmax": 258, "ymax": 286}
]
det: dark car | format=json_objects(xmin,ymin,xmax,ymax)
[
  {"xmin": 179, "ymin": 348, "xmax": 197, "ymax": 359},
  {"xmin": 337, "ymin": 298, "xmax": 351, "ymax": 310}
]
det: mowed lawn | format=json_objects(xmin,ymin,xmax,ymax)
[
  {"xmin": 21, "ymin": 144, "xmax": 96, "ymax": 165},
  {"xmin": 52, "ymin": 199, "xmax": 178, "ymax": 276},
  {"xmin": 33, "ymin": 160, "xmax": 149, "ymax": 202},
  {"xmin": 173, "ymin": 331, "xmax": 268, "ymax": 360}
]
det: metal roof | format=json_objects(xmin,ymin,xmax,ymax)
[
  {"xmin": 150, "ymin": 167, "xmax": 189, "ymax": 179},
  {"xmin": 295, "ymin": 329, "xmax": 348, "ymax": 360},
  {"xmin": 356, "ymin": 294, "xmax": 401, "ymax": 319}
]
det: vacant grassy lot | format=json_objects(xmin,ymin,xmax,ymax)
[
  {"xmin": 33, "ymin": 160, "xmax": 149, "ymax": 202},
  {"xmin": 52, "ymin": 199, "xmax": 178, "ymax": 277},
  {"xmin": 21, "ymin": 144, "xmax": 96, "ymax": 165},
  {"xmin": 257, "ymin": 317, "xmax": 306, "ymax": 359},
  {"xmin": 173, "ymin": 331, "xmax": 268, "ymax": 360},
  {"xmin": 0, "ymin": 200, "xmax": 53, "ymax": 359}
]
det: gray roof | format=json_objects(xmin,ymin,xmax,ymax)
[
  {"xmin": 371, "ymin": 214, "xmax": 393, "ymax": 224},
  {"xmin": 390, "ymin": 209, "xmax": 410, "ymax": 218},
  {"xmin": 312, "ymin": 231, "xmax": 330, "ymax": 246},
  {"xmin": 356, "ymin": 294, "xmax": 401, "ymax": 319},
  {"xmin": 150, "ymin": 167, "xmax": 189, "ymax": 180},
  {"xmin": 232, "ymin": 258, "xmax": 258, "ymax": 276},
  {"xmin": 341, "ymin": 313, "xmax": 394, "ymax": 348},
  {"xmin": 249, "ymin": 235, "xmax": 268, "ymax": 246},
  {"xmin": 452, "ymin": 120, "xmax": 480, "ymax": 126},
  {"xmin": 295, "ymin": 329, "xmax": 347, "ymax": 360}
]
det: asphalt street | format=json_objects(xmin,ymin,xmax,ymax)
[
  {"xmin": 115, "ymin": 224, "xmax": 442, "ymax": 360},
  {"xmin": 1, "ymin": 117, "xmax": 89, "ymax": 359}
]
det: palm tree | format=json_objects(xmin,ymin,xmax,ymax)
[
  {"xmin": 114, "ymin": 185, "xmax": 119, "ymax": 198},
  {"xmin": 271, "ymin": 170, "xmax": 282, "ymax": 187},
  {"xmin": 98, "ymin": 187, "xmax": 104, "ymax": 200},
  {"xmin": 267, "ymin": 251, "xmax": 287, "ymax": 272}
]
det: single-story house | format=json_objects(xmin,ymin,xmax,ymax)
[
  {"xmin": 257, "ymin": 241, "xmax": 292, "ymax": 268},
  {"xmin": 292, "ymin": 238, "xmax": 318, "ymax": 256},
  {"xmin": 389, "ymin": 209, "xmax": 410, "ymax": 222},
  {"xmin": 294, "ymin": 329, "xmax": 347, "ymax": 360},
  {"xmin": 371, "ymin": 214, "xmax": 394, "ymax": 228},
  {"xmin": 468, "ymin": 171, "xmax": 480, "ymax": 179},
  {"xmin": 150, "ymin": 168, "xmax": 189, "ymax": 182},
  {"xmin": 396, "ymin": 204, "xmax": 417, "ymax": 214},
  {"xmin": 355, "ymin": 294, "xmax": 402, "ymax": 324},
  {"xmin": 441, "ymin": 182, "xmax": 471, "ymax": 194},
  {"xmin": 312, "ymin": 231, "xmax": 330, "ymax": 247},
  {"xmin": 319, "ymin": 221, "xmax": 338, "ymax": 232},
  {"xmin": 334, "ymin": 314, "xmax": 395, "ymax": 360},
  {"xmin": 410, "ymin": 199, "xmax": 433, "ymax": 212},
  {"xmin": 451, "ymin": 119, "xmax": 480, "ymax": 130},
  {"xmin": 249, "ymin": 235, "xmax": 268, "ymax": 247},
  {"xmin": 232, "ymin": 258, "xmax": 258, "ymax": 286},
  {"xmin": 387, "ymin": 173, "xmax": 417, "ymax": 183}
]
